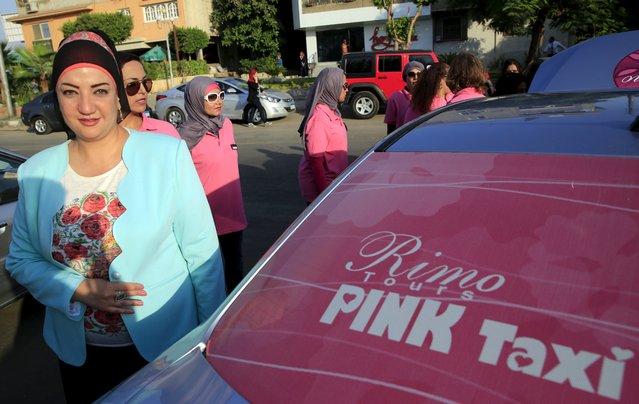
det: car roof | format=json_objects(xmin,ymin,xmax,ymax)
[
  {"xmin": 382, "ymin": 91, "xmax": 639, "ymax": 157},
  {"xmin": 343, "ymin": 49, "xmax": 435, "ymax": 56}
]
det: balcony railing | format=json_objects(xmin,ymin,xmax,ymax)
[{"xmin": 304, "ymin": 0, "xmax": 357, "ymax": 7}]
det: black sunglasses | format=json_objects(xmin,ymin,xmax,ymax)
[
  {"xmin": 407, "ymin": 71, "xmax": 421, "ymax": 78},
  {"xmin": 125, "ymin": 78, "xmax": 153, "ymax": 96},
  {"xmin": 342, "ymin": 82, "xmax": 349, "ymax": 90},
  {"xmin": 204, "ymin": 91, "xmax": 225, "ymax": 103}
]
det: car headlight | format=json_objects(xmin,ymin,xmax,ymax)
[{"xmin": 259, "ymin": 94, "xmax": 281, "ymax": 103}]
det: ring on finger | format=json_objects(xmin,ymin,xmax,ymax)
[{"xmin": 115, "ymin": 291, "xmax": 127, "ymax": 302}]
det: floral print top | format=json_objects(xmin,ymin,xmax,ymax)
[{"xmin": 51, "ymin": 161, "xmax": 132, "ymax": 347}]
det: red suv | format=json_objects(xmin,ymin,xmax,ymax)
[{"xmin": 340, "ymin": 50, "xmax": 438, "ymax": 119}]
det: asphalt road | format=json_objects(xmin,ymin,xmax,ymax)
[{"xmin": 0, "ymin": 107, "xmax": 388, "ymax": 402}]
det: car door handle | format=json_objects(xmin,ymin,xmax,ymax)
[
  {"xmin": 0, "ymin": 220, "xmax": 7, "ymax": 236},
  {"xmin": 378, "ymin": 75, "xmax": 388, "ymax": 79}
]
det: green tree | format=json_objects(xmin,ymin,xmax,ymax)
[
  {"xmin": 11, "ymin": 44, "xmax": 55, "ymax": 93},
  {"xmin": 173, "ymin": 27, "xmax": 210, "ymax": 60},
  {"xmin": 210, "ymin": 0, "xmax": 280, "ymax": 57},
  {"xmin": 372, "ymin": 1, "xmax": 431, "ymax": 50},
  {"xmin": 61, "ymin": 12, "xmax": 133, "ymax": 44},
  {"xmin": 451, "ymin": 0, "xmax": 635, "ymax": 65}
]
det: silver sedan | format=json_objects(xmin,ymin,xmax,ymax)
[{"xmin": 154, "ymin": 77, "xmax": 296, "ymax": 127}]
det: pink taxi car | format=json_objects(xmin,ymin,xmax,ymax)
[{"xmin": 99, "ymin": 90, "xmax": 639, "ymax": 403}]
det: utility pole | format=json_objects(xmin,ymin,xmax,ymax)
[{"xmin": 0, "ymin": 44, "xmax": 14, "ymax": 117}]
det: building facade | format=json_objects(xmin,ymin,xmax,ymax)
[
  {"xmin": 9, "ymin": 0, "xmax": 213, "ymax": 55},
  {"xmin": 293, "ymin": 0, "xmax": 434, "ymax": 72},
  {"xmin": 292, "ymin": 0, "xmax": 569, "ymax": 75}
]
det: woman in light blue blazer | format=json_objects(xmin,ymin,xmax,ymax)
[{"xmin": 6, "ymin": 30, "xmax": 226, "ymax": 403}]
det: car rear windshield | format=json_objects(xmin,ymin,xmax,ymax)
[
  {"xmin": 343, "ymin": 54, "xmax": 374, "ymax": 76},
  {"xmin": 382, "ymin": 92, "xmax": 639, "ymax": 158},
  {"xmin": 409, "ymin": 54, "xmax": 435, "ymax": 68}
]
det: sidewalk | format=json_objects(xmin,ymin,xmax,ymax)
[{"xmin": 0, "ymin": 117, "xmax": 27, "ymax": 131}]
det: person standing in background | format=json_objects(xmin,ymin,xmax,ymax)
[
  {"xmin": 178, "ymin": 76, "xmax": 248, "ymax": 293},
  {"xmin": 384, "ymin": 61, "xmax": 424, "ymax": 134},
  {"xmin": 276, "ymin": 52, "xmax": 284, "ymax": 67},
  {"xmin": 7, "ymin": 30, "xmax": 225, "ymax": 403},
  {"xmin": 544, "ymin": 36, "xmax": 567, "ymax": 57},
  {"xmin": 447, "ymin": 53, "xmax": 487, "ymax": 104},
  {"xmin": 341, "ymin": 39, "xmax": 349, "ymax": 56},
  {"xmin": 299, "ymin": 51, "xmax": 309, "ymax": 77},
  {"xmin": 297, "ymin": 68, "xmax": 349, "ymax": 204},
  {"xmin": 246, "ymin": 69, "xmax": 271, "ymax": 127},
  {"xmin": 118, "ymin": 52, "xmax": 180, "ymax": 137},
  {"xmin": 404, "ymin": 62, "xmax": 452, "ymax": 123}
]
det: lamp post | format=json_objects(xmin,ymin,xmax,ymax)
[{"xmin": 157, "ymin": 6, "xmax": 176, "ymax": 87}]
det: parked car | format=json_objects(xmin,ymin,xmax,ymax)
[
  {"xmin": 99, "ymin": 90, "xmax": 639, "ymax": 403},
  {"xmin": 0, "ymin": 148, "xmax": 27, "ymax": 308},
  {"xmin": 20, "ymin": 91, "xmax": 64, "ymax": 135},
  {"xmin": 155, "ymin": 78, "xmax": 296, "ymax": 127},
  {"xmin": 340, "ymin": 49, "xmax": 438, "ymax": 119}
]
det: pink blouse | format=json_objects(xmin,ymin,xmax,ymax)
[
  {"xmin": 448, "ymin": 87, "xmax": 485, "ymax": 104},
  {"xmin": 140, "ymin": 115, "xmax": 181, "ymax": 138},
  {"xmin": 190, "ymin": 118, "xmax": 247, "ymax": 235},
  {"xmin": 384, "ymin": 88, "xmax": 411, "ymax": 128},
  {"xmin": 403, "ymin": 93, "xmax": 454, "ymax": 123},
  {"xmin": 298, "ymin": 104, "xmax": 348, "ymax": 202}
]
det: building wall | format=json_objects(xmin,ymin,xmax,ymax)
[{"xmin": 11, "ymin": 0, "xmax": 210, "ymax": 52}]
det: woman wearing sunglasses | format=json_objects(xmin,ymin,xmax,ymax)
[
  {"xmin": 383, "ymin": 61, "xmax": 424, "ymax": 134},
  {"xmin": 178, "ymin": 76, "xmax": 248, "ymax": 293},
  {"xmin": 118, "ymin": 52, "xmax": 180, "ymax": 137},
  {"xmin": 297, "ymin": 67, "xmax": 349, "ymax": 204}
]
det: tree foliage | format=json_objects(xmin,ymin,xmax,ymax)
[
  {"xmin": 61, "ymin": 12, "xmax": 133, "ymax": 44},
  {"xmin": 173, "ymin": 27, "xmax": 210, "ymax": 60},
  {"xmin": 372, "ymin": 1, "xmax": 431, "ymax": 50},
  {"xmin": 210, "ymin": 0, "xmax": 280, "ymax": 57},
  {"xmin": 451, "ymin": 0, "xmax": 636, "ymax": 65},
  {"xmin": 10, "ymin": 45, "xmax": 55, "ymax": 93}
]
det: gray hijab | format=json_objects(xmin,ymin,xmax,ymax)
[
  {"xmin": 402, "ymin": 61, "xmax": 425, "ymax": 82},
  {"xmin": 297, "ymin": 67, "xmax": 345, "ymax": 139},
  {"xmin": 177, "ymin": 76, "xmax": 225, "ymax": 150}
]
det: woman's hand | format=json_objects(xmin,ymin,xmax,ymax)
[{"xmin": 72, "ymin": 279, "xmax": 146, "ymax": 314}]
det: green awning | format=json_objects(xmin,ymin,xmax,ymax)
[{"xmin": 140, "ymin": 46, "xmax": 175, "ymax": 62}]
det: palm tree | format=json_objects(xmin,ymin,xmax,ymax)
[{"xmin": 11, "ymin": 44, "xmax": 55, "ymax": 93}]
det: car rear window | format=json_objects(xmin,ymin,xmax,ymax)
[
  {"xmin": 379, "ymin": 55, "xmax": 402, "ymax": 72},
  {"xmin": 343, "ymin": 54, "xmax": 374, "ymax": 77},
  {"xmin": 409, "ymin": 54, "xmax": 436, "ymax": 68},
  {"xmin": 383, "ymin": 92, "xmax": 639, "ymax": 157}
]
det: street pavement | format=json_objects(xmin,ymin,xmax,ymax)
[{"xmin": 0, "ymin": 106, "xmax": 389, "ymax": 402}]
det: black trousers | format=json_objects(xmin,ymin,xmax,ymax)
[
  {"xmin": 58, "ymin": 344, "xmax": 147, "ymax": 403},
  {"xmin": 218, "ymin": 230, "xmax": 244, "ymax": 293},
  {"xmin": 249, "ymin": 100, "xmax": 268, "ymax": 124}
]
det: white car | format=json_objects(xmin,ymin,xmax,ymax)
[
  {"xmin": 154, "ymin": 77, "xmax": 296, "ymax": 127},
  {"xmin": 0, "ymin": 148, "xmax": 27, "ymax": 308}
]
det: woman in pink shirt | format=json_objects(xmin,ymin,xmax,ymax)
[
  {"xmin": 404, "ymin": 62, "xmax": 452, "ymax": 123},
  {"xmin": 298, "ymin": 67, "xmax": 349, "ymax": 203},
  {"xmin": 384, "ymin": 61, "xmax": 424, "ymax": 134},
  {"xmin": 447, "ymin": 53, "xmax": 487, "ymax": 104},
  {"xmin": 118, "ymin": 52, "xmax": 180, "ymax": 138},
  {"xmin": 178, "ymin": 76, "xmax": 248, "ymax": 293}
]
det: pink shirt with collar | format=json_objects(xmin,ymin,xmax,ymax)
[
  {"xmin": 190, "ymin": 118, "xmax": 247, "ymax": 235},
  {"xmin": 139, "ymin": 115, "xmax": 181, "ymax": 138},
  {"xmin": 384, "ymin": 88, "xmax": 411, "ymax": 128},
  {"xmin": 403, "ymin": 93, "xmax": 454, "ymax": 123},
  {"xmin": 448, "ymin": 87, "xmax": 485, "ymax": 104},
  {"xmin": 298, "ymin": 103, "xmax": 348, "ymax": 202}
]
